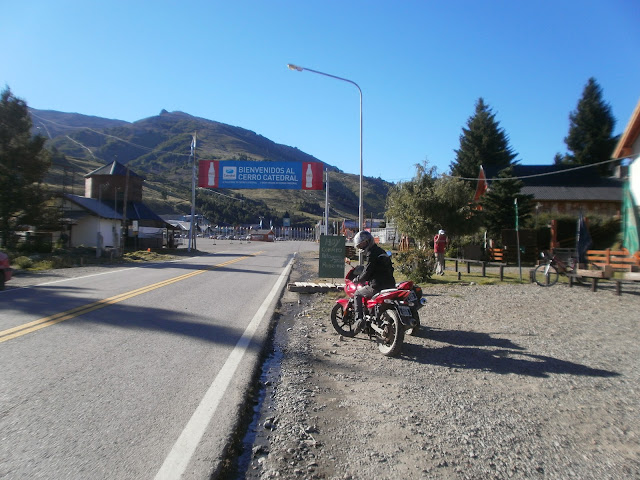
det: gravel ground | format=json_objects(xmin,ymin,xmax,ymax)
[{"xmin": 237, "ymin": 252, "xmax": 640, "ymax": 480}]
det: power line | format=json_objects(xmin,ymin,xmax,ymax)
[
  {"xmin": 443, "ymin": 156, "xmax": 631, "ymax": 182},
  {"xmin": 30, "ymin": 112, "xmax": 193, "ymax": 159}
]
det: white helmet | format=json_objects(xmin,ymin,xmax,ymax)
[
  {"xmin": 438, "ymin": 230, "xmax": 445, "ymax": 235},
  {"xmin": 354, "ymin": 230, "xmax": 374, "ymax": 252}
]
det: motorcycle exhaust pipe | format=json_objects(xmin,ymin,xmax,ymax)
[
  {"xmin": 419, "ymin": 298, "xmax": 427, "ymax": 306},
  {"xmin": 404, "ymin": 316, "xmax": 418, "ymax": 328}
]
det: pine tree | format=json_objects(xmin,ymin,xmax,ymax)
[
  {"xmin": 0, "ymin": 87, "xmax": 51, "ymax": 247},
  {"xmin": 450, "ymin": 98, "xmax": 518, "ymax": 184},
  {"xmin": 480, "ymin": 166, "xmax": 533, "ymax": 240},
  {"xmin": 555, "ymin": 78, "xmax": 617, "ymax": 176}
]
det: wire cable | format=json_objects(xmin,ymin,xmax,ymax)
[{"xmin": 30, "ymin": 111, "xmax": 193, "ymax": 158}]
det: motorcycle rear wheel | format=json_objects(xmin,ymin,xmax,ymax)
[
  {"xmin": 330, "ymin": 302, "xmax": 358, "ymax": 337},
  {"xmin": 377, "ymin": 309, "xmax": 404, "ymax": 357}
]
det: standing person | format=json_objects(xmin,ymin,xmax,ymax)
[
  {"xmin": 351, "ymin": 230, "xmax": 396, "ymax": 332},
  {"xmin": 434, "ymin": 229, "xmax": 449, "ymax": 276}
]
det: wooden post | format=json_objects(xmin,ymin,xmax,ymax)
[{"xmin": 481, "ymin": 262, "xmax": 486, "ymax": 277}]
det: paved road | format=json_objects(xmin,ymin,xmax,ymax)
[{"xmin": 0, "ymin": 239, "xmax": 317, "ymax": 479}]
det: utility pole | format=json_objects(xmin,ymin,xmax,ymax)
[
  {"xmin": 121, "ymin": 168, "xmax": 129, "ymax": 255},
  {"xmin": 324, "ymin": 169, "xmax": 329, "ymax": 235},
  {"xmin": 515, "ymin": 198, "xmax": 522, "ymax": 282},
  {"xmin": 189, "ymin": 133, "xmax": 197, "ymax": 252}
]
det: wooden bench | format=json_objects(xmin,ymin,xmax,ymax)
[
  {"xmin": 568, "ymin": 266, "xmax": 613, "ymax": 292},
  {"xmin": 613, "ymin": 271, "xmax": 640, "ymax": 296},
  {"xmin": 581, "ymin": 249, "xmax": 640, "ymax": 295}
]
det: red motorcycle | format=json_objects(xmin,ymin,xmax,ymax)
[{"xmin": 330, "ymin": 264, "xmax": 420, "ymax": 357}]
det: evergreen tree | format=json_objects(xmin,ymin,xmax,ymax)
[
  {"xmin": 555, "ymin": 77, "xmax": 617, "ymax": 176},
  {"xmin": 450, "ymin": 98, "xmax": 518, "ymax": 184},
  {"xmin": 0, "ymin": 87, "xmax": 51, "ymax": 248},
  {"xmin": 480, "ymin": 166, "xmax": 533, "ymax": 240}
]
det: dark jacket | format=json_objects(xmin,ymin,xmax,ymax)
[{"xmin": 354, "ymin": 243, "xmax": 396, "ymax": 291}]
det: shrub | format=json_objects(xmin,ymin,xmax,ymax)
[
  {"xmin": 12, "ymin": 256, "xmax": 33, "ymax": 269},
  {"xmin": 394, "ymin": 248, "xmax": 435, "ymax": 282}
]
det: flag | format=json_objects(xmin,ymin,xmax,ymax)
[
  {"xmin": 622, "ymin": 180, "xmax": 640, "ymax": 254},
  {"xmin": 576, "ymin": 212, "xmax": 592, "ymax": 265}
]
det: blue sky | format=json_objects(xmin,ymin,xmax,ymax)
[{"xmin": 2, "ymin": 0, "xmax": 639, "ymax": 183}]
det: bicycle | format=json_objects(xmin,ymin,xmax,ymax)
[{"xmin": 533, "ymin": 251, "xmax": 580, "ymax": 287}]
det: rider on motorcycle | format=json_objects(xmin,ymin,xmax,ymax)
[{"xmin": 352, "ymin": 230, "xmax": 396, "ymax": 331}]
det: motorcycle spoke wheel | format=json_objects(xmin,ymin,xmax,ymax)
[
  {"xmin": 534, "ymin": 264, "xmax": 559, "ymax": 286},
  {"xmin": 330, "ymin": 303, "xmax": 357, "ymax": 337},
  {"xmin": 376, "ymin": 309, "xmax": 404, "ymax": 357}
]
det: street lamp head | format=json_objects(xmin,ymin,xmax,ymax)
[{"xmin": 287, "ymin": 64, "xmax": 303, "ymax": 72}]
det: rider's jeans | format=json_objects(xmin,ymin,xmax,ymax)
[{"xmin": 354, "ymin": 285, "xmax": 376, "ymax": 320}]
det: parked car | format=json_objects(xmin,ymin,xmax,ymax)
[{"xmin": 0, "ymin": 251, "xmax": 12, "ymax": 290}]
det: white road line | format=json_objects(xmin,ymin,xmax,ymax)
[{"xmin": 154, "ymin": 256, "xmax": 294, "ymax": 480}]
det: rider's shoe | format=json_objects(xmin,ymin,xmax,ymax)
[{"xmin": 354, "ymin": 315, "xmax": 372, "ymax": 334}]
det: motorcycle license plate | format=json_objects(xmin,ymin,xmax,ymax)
[{"xmin": 399, "ymin": 306, "xmax": 412, "ymax": 317}]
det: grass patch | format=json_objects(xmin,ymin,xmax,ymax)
[
  {"xmin": 7, "ymin": 247, "xmax": 192, "ymax": 272},
  {"xmin": 419, "ymin": 268, "xmax": 534, "ymax": 288}
]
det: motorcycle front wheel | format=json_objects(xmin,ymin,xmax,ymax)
[
  {"xmin": 330, "ymin": 302, "xmax": 358, "ymax": 337},
  {"xmin": 377, "ymin": 309, "xmax": 404, "ymax": 357}
]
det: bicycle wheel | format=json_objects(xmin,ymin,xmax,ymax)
[{"xmin": 534, "ymin": 264, "xmax": 559, "ymax": 286}]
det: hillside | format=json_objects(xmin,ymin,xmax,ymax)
[{"xmin": 31, "ymin": 108, "xmax": 391, "ymax": 225}]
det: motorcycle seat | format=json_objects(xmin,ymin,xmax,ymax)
[{"xmin": 372, "ymin": 288, "xmax": 397, "ymax": 299}]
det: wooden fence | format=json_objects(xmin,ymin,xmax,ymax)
[{"xmin": 586, "ymin": 249, "xmax": 640, "ymax": 272}]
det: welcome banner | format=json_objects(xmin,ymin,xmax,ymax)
[{"xmin": 198, "ymin": 160, "xmax": 324, "ymax": 190}]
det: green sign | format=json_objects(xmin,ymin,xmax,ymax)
[{"xmin": 319, "ymin": 235, "xmax": 346, "ymax": 278}]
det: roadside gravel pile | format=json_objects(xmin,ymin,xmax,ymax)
[{"xmin": 240, "ymin": 253, "xmax": 640, "ymax": 480}]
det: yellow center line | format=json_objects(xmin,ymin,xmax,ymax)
[{"xmin": 0, "ymin": 253, "xmax": 264, "ymax": 344}]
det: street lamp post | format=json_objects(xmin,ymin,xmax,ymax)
[{"xmin": 287, "ymin": 63, "xmax": 364, "ymax": 247}]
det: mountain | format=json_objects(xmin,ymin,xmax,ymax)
[
  {"xmin": 30, "ymin": 108, "xmax": 391, "ymax": 225},
  {"xmin": 29, "ymin": 109, "xmax": 129, "ymax": 138}
]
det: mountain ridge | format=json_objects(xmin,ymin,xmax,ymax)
[{"xmin": 30, "ymin": 108, "xmax": 391, "ymax": 223}]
